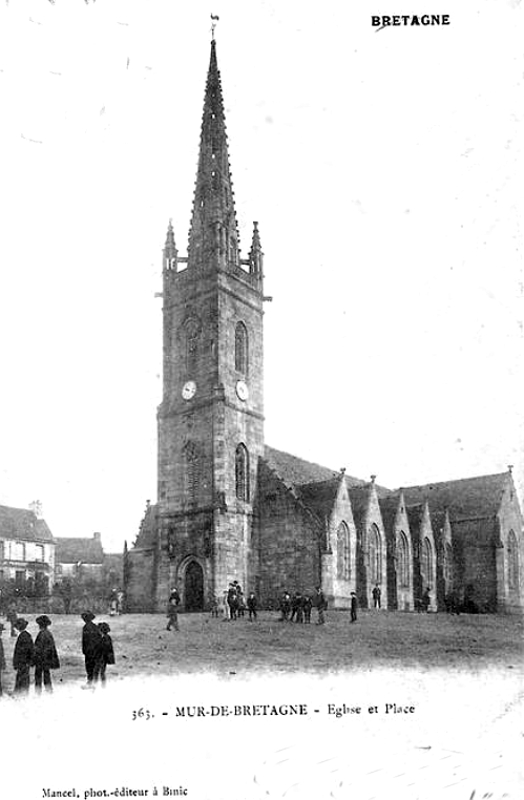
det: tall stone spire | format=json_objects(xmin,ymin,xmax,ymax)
[{"xmin": 188, "ymin": 39, "xmax": 240, "ymax": 271}]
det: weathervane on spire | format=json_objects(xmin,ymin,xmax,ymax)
[{"xmin": 211, "ymin": 13, "xmax": 220, "ymax": 40}]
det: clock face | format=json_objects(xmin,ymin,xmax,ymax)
[
  {"xmin": 236, "ymin": 379, "xmax": 249, "ymax": 401},
  {"xmin": 182, "ymin": 380, "xmax": 197, "ymax": 400}
]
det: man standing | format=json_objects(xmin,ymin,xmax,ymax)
[
  {"xmin": 13, "ymin": 618, "xmax": 34, "ymax": 694},
  {"xmin": 0, "ymin": 623, "xmax": 6, "ymax": 697},
  {"xmin": 34, "ymin": 615, "xmax": 60, "ymax": 693},
  {"xmin": 166, "ymin": 588, "xmax": 181, "ymax": 631},
  {"xmin": 247, "ymin": 592, "xmax": 258, "ymax": 622},
  {"xmin": 372, "ymin": 584, "xmax": 381, "ymax": 610},
  {"xmin": 315, "ymin": 587, "xmax": 327, "ymax": 625},
  {"xmin": 350, "ymin": 591, "xmax": 358, "ymax": 623}
]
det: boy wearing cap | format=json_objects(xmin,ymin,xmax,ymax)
[
  {"xmin": 12, "ymin": 618, "xmax": 34, "ymax": 694},
  {"xmin": 34, "ymin": 615, "xmax": 60, "ymax": 692},
  {"xmin": 94, "ymin": 622, "xmax": 115, "ymax": 685}
]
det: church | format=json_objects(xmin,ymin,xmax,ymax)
[{"xmin": 123, "ymin": 38, "xmax": 523, "ymax": 616}]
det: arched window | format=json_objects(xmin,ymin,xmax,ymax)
[
  {"xmin": 235, "ymin": 444, "xmax": 249, "ymax": 502},
  {"xmin": 183, "ymin": 442, "xmax": 199, "ymax": 506},
  {"xmin": 235, "ymin": 322, "xmax": 248, "ymax": 375},
  {"xmin": 444, "ymin": 542, "xmax": 454, "ymax": 584},
  {"xmin": 507, "ymin": 530, "xmax": 519, "ymax": 590},
  {"xmin": 185, "ymin": 319, "xmax": 199, "ymax": 373},
  {"xmin": 337, "ymin": 522, "xmax": 350, "ymax": 579},
  {"xmin": 368, "ymin": 524, "xmax": 382, "ymax": 584},
  {"xmin": 421, "ymin": 537, "xmax": 433, "ymax": 588},
  {"xmin": 397, "ymin": 531, "xmax": 409, "ymax": 587}
]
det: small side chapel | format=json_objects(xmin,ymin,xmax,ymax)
[{"xmin": 124, "ymin": 38, "xmax": 523, "ymax": 616}]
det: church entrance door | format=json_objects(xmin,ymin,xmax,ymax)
[{"xmin": 184, "ymin": 561, "xmax": 204, "ymax": 611}]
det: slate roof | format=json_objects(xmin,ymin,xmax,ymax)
[
  {"xmin": 406, "ymin": 504, "xmax": 425, "ymax": 539},
  {"xmin": 296, "ymin": 478, "xmax": 341, "ymax": 524},
  {"xmin": 133, "ymin": 503, "xmax": 158, "ymax": 549},
  {"xmin": 378, "ymin": 497, "xmax": 400, "ymax": 534},
  {"xmin": 55, "ymin": 536, "xmax": 104, "ymax": 565},
  {"xmin": 347, "ymin": 486, "xmax": 371, "ymax": 527},
  {"xmin": 264, "ymin": 446, "xmax": 347, "ymax": 487},
  {"xmin": 0, "ymin": 505, "xmax": 54, "ymax": 543},
  {"xmin": 395, "ymin": 473, "xmax": 508, "ymax": 521}
]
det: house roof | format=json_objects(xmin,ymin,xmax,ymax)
[
  {"xmin": 395, "ymin": 473, "xmax": 508, "ymax": 521},
  {"xmin": 0, "ymin": 505, "xmax": 54, "ymax": 543},
  {"xmin": 55, "ymin": 536, "xmax": 104, "ymax": 565},
  {"xmin": 296, "ymin": 478, "xmax": 341, "ymax": 524}
]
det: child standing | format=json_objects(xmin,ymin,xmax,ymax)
[{"xmin": 95, "ymin": 622, "xmax": 115, "ymax": 685}]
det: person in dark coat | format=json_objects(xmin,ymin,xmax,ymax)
[
  {"xmin": 13, "ymin": 618, "xmax": 34, "ymax": 694},
  {"xmin": 279, "ymin": 592, "xmax": 291, "ymax": 621},
  {"xmin": 34, "ymin": 615, "xmax": 60, "ymax": 693},
  {"xmin": 227, "ymin": 584, "xmax": 238, "ymax": 621},
  {"xmin": 0, "ymin": 623, "xmax": 6, "ymax": 697},
  {"xmin": 247, "ymin": 592, "xmax": 258, "ymax": 621},
  {"xmin": 350, "ymin": 591, "xmax": 358, "ymax": 623},
  {"xmin": 422, "ymin": 587, "xmax": 431, "ymax": 613},
  {"xmin": 372, "ymin": 585, "xmax": 381, "ymax": 609},
  {"xmin": 303, "ymin": 595, "xmax": 313, "ymax": 624},
  {"xmin": 81, "ymin": 611, "xmax": 103, "ymax": 685},
  {"xmin": 94, "ymin": 622, "xmax": 115, "ymax": 685}
]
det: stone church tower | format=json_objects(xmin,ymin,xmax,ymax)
[
  {"xmin": 154, "ymin": 39, "xmax": 265, "ymax": 610},
  {"xmin": 124, "ymin": 36, "xmax": 522, "ymax": 617}
]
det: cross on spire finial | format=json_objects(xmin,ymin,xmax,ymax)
[{"xmin": 211, "ymin": 14, "xmax": 219, "ymax": 41}]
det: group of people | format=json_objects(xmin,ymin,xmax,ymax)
[
  {"xmin": 0, "ymin": 609, "xmax": 115, "ymax": 697},
  {"xmin": 108, "ymin": 588, "xmax": 125, "ymax": 617},
  {"xmin": 213, "ymin": 582, "xmax": 258, "ymax": 621},
  {"xmin": 81, "ymin": 611, "xmax": 115, "ymax": 686},
  {"xmin": 279, "ymin": 588, "xmax": 359, "ymax": 624},
  {"xmin": 0, "ymin": 614, "xmax": 60, "ymax": 696}
]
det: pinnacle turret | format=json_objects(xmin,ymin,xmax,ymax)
[
  {"xmin": 248, "ymin": 221, "xmax": 263, "ymax": 277},
  {"xmin": 187, "ymin": 39, "xmax": 240, "ymax": 271},
  {"xmin": 163, "ymin": 219, "xmax": 178, "ymax": 273}
]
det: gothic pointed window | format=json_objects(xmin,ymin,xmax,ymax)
[
  {"xmin": 336, "ymin": 522, "xmax": 350, "ymax": 579},
  {"xmin": 235, "ymin": 322, "xmax": 248, "ymax": 375},
  {"xmin": 235, "ymin": 444, "xmax": 249, "ymax": 502},
  {"xmin": 369, "ymin": 524, "xmax": 382, "ymax": 584},
  {"xmin": 421, "ymin": 537, "xmax": 433, "ymax": 588},
  {"xmin": 444, "ymin": 542, "xmax": 454, "ymax": 585},
  {"xmin": 397, "ymin": 531, "xmax": 409, "ymax": 587},
  {"xmin": 507, "ymin": 530, "xmax": 519, "ymax": 590},
  {"xmin": 183, "ymin": 442, "xmax": 199, "ymax": 507}
]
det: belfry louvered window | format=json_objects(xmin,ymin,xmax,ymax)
[{"xmin": 235, "ymin": 322, "xmax": 248, "ymax": 375}]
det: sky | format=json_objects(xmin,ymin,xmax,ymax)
[{"xmin": 0, "ymin": 0, "xmax": 522, "ymax": 553}]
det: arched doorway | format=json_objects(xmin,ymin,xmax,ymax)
[{"xmin": 184, "ymin": 560, "xmax": 204, "ymax": 611}]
